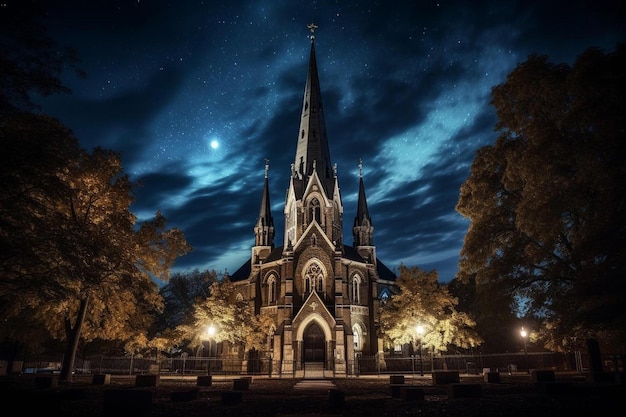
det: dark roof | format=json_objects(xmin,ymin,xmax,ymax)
[
  {"xmin": 229, "ymin": 258, "xmax": 251, "ymax": 282},
  {"xmin": 229, "ymin": 244, "xmax": 396, "ymax": 282}
]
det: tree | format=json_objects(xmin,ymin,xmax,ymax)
[
  {"xmin": 158, "ymin": 269, "xmax": 219, "ymax": 330},
  {"xmin": 153, "ymin": 269, "xmax": 219, "ymax": 355},
  {"xmin": 177, "ymin": 277, "xmax": 275, "ymax": 357},
  {"xmin": 447, "ymin": 276, "xmax": 520, "ymax": 353},
  {"xmin": 0, "ymin": 115, "xmax": 191, "ymax": 380},
  {"xmin": 0, "ymin": 0, "xmax": 84, "ymax": 116},
  {"xmin": 379, "ymin": 265, "xmax": 482, "ymax": 355},
  {"xmin": 455, "ymin": 44, "xmax": 626, "ymax": 353}
]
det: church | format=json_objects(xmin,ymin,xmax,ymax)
[{"xmin": 228, "ymin": 25, "xmax": 398, "ymax": 376}]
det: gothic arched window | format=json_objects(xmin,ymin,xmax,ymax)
[
  {"xmin": 353, "ymin": 324, "xmax": 362, "ymax": 351},
  {"xmin": 351, "ymin": 274, "xmax": 361, "ymax": 304},
  {"xmin": 310, "ymin": 198, "xmax": 321, "ymax": 224},
  {"xmin": 267, "ymin": 275, "xmax": 277, "ymax": 304},
  {"xmin": 304, "ymin": 262, "xmax": 324, "ymax": 295}
]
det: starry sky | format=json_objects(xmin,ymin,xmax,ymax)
[{"xmin": 35, "ymin": 0, "xmax": 625, "ymax": 282}]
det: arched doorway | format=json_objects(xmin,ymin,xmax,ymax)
[{"xmin": 303, "ymin": 322, "xmax": 325, "ymax": 362}]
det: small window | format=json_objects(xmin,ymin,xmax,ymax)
[
  {"xmin": 309, "ymin": 198, "xmax": 321, "ymax": 224},
  {"xmin": 353, "ymin": 325, "xmax": 362, "ymax": 351},
  {"xmin": 352, "ymin": 274, "xmax": 361, "ymax": 304},
  {"xmin": 380, "ymin": 288, "xmax": 390, "ymax": 304},
  {"xmin": 268, "ymin": 275, "xmax": 277, "ymax": 303}
]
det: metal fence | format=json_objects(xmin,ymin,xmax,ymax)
[{"xmin": 3, "ymin": 350, "xmax": 606, "ymax": 377}]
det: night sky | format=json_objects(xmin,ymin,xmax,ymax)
[{"xmin": 35, "ymin": 1, "xmax": 625, "ymax": 281}]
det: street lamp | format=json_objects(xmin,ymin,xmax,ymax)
[
  {"xmin": 207, "ymin": 325, "xmax": 215, "ymax": 375},
  {"xmin": 416, "ymin": 325, "xmax": 425, "ymax": 377},
  {"xmin": 520, "ymin": 327, "xmax": 528, "ymax": 373}
]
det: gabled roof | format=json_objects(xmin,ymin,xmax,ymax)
[{"xmin": 230, "ymin": 244, "xmax": 397, "ymax": 282}]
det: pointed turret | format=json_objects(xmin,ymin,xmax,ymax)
[
  {"xmin": 254, "ymin": 159, "xmax": 274, "ymax": 247},
  {"xmin": 353, "ymin": 159, "xmax": 373, "ymax": 247},
  {"xmin": 292, "ymin": 23, "xmax": 333, "ymax": 195}
]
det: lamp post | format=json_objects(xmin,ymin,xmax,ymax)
[
  {"xmin": 416, "ymin": 325, "xmax": 425, "ymax": 377},
  {"xmin": 207, "ymin": 325, "xmax": 215, "ymax": 375},
  {"xmin": 520, "ymin": 327, "xmax": 528, "ymax": 373}
]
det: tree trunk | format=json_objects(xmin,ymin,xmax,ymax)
[{"xmin": 59, "ymin": 294, "xmax": 90, "ymax": 382}]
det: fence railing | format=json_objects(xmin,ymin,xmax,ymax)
[{"xmin": 3, "ymin": 350, "xmax": 607, "ymax": 377}]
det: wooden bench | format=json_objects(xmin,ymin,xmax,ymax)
[
  {"xmin": 197, "ymin": 375, "xmax": 213, "ymax": 386},
  {"xmin": 484, "ymin": 371, "xmax": 500, "ymax": 383},
  {"xmin": 92, "ymin": 374, "xmax": 111, "ymax": 385},
  {"xmin": 389, "ymin": 374, "xmax": 405, "ymax": 384},
  {"xmin": 233, "ymin": 378, "xmax": 250, "ymax": 390},
  {"xmin": 135, "ymin": 374, "xmax": 159, "ymax": 387},
  {"xmin": 432, "ymin": 370, "xmax": 460, "ymax": 384},
  {"xmin": 531, "ymin": 369, "xmax": 555, "ymax": 382}
]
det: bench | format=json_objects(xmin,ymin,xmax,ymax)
[
  {"xmin": 197, "ymin": 375, "xmax": 213, "ymax": 386},
  {"xmin": 233, "ymin": 378, "xmax": 250, "ymax": 390},
  {"xmin": 135, "ymin": 374, "xmax": 159, "ymax": 387},
  {"xmin": 531, "ymin": 369, "xmax": 555, "ymax": 382},
  {"xmin": 92, "ymin": 374, "xmax": 111, "ymax": 385},
  {"xmin": 389, "ymin": 374, "xmax": 405, "ymax": 384},
  {"xmin": 432, "ymin": 370, "xmax": 460, "ymax": 384},
  {"xmin": 484, "ymin": 371, "xmax": 500, "ymax": 383}
]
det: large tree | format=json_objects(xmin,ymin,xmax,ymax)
[
  {"xmin": 455, "ymin": 44, "xmax": 626, "ymax": 353},
  {"xmin": 153, "ymin": 269, "xmax": 219, "ymax": 356},
  {"xmin": 0, "ymin": 113, "xmax": 191, "ymax": 380},
  {"xmin": 379, "ymin": 265, "xmax": 482, "ymax": 355},
  {"xmin": 447, "ymin": 276, "xmax": 520, "ymax": 353},
  {"xmin": 177, "ymin": 278, "xmax": 275, "ymax": 358}
]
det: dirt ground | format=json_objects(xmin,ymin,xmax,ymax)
[{"xmin": 1, "ymin": 372, "xmax": 623, "ymax": 417}]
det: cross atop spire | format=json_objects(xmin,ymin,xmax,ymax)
[
  {"xmin": 307, "ymin": 23, "xmax": 318, "ymax": 41},
  {"xmin": 358, "ymin": 158, "xmax": 363, "ymax": 178},
  {"xmin": 264, "ymin": 158, "xmax": 270, "ymax": 179}
]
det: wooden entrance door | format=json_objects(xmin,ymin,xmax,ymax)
[{"xmin": 303, "ymin": 322, "xmax": 325, "ymax": 362}]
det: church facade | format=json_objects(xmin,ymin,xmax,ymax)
[{"xmin": 229, "ymin": 26, "xmax": 397, "ymax": 376}]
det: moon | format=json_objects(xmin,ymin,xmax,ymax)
[{"xmin": 210, "ymin": 139, "xmax": 219, "ymax": 149}]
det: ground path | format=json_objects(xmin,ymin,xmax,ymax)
[{"xmin": 1, "ymin": 371, "xmax": 623, "ymax": 416}]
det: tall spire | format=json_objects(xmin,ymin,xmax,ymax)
[
  {"xmin": 254, "ymin": 159, "xmax": 274, "ymax": 247},
  {"xmin": 293, "ymin": 23, "xmax": 333, "ymax": 192},
  {"xmin": 353, "ymin": 158, "xmax": 373, "ymax": 247}
]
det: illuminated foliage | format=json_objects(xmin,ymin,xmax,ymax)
[
  {"xmin": 456, "ymin": 44, "xmax": 626, "ymax": 352},
  {"xmin": 0, "ymin": 113, "xmax": 191, "ymax": 379},
  {"xmin": 177, "ymin": 278, "xmax": 275, "ymax": 355},
  {"xmin": 379, "ymin": 265, "xmax": 482, "ymax": 354}
]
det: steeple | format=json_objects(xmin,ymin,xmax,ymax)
[
  {"xmin": 353, "ymin": 159, "xmax": 374, "ymax": 247},
  {"xmin": 254, "ymin": 159, "xmax": 274, "ymax": 247},
  {"xmin": 293, "ymin": 23, "xmax": 333, "ymax": 194}
]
